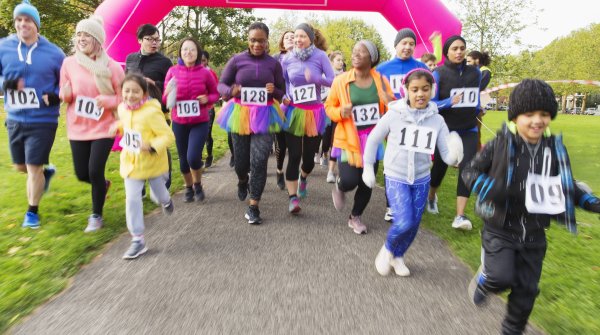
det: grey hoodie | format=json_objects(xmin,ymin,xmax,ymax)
[{"xmin": 364, "ymin": 99, "xmax": 456, "ymax": 184}]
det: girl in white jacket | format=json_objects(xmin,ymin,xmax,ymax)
[{"xmin": 362, "ymin": 69, "xmax": 463, "ymax": 276}]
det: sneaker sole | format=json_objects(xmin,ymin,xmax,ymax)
[
  {"xmin": 84, "ymin": 226, "xmax": 102, "ymax": 233},
  {"xmin": 453, "ymin": 222, "xmax": 473, "ymax": 230},
  {"xmin": 348, "ymin": 222, "xmax": 367, "ymax": 235},
  {"xmin": 289, "ymin": 205, "xmax": 301, "ymax": 214},
  {"xmin": 244, "ymin": 213, "xmax": 263, "ymax": 225},
  {"xmin": 23, "ymin": 225, "xmax": 40, "ymax": 229},
  {"xmin": 468, "ymin": 266, "xmax": 488, "ymax": 306},
  {"xmin": 331, "ymin": 191, "xmax": 345, "ymax": 211},
  {"xmin": 122, "ymin": 247, "xmax": 148, "ymax": 260}
]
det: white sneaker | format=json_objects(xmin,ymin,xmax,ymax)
[
  {"xmin": 452, "ymin": 215, "xmax": 473, "ymax": 230},
  {"xmin": 326, "ymin": 170, "xmax": 336, "ymax": 183},
  {"xmin": 84, "ymin": 214, "xmax": 103, "ymax": 233},
  {"xmin": 320, "ymin": 155, "xmax": 327, "ymax": 166},
  {"xmin": 384, "ymin": 207, "xmax": 393, "ymax": 222},
  {"xmin": 314, "ymin": 153, "xmax": 320, "ymax": 163},
  {"xmin": 426, "ymin": 195, "xmax": 439, "ymax": 214},
  {"xmin": 390, "ymin": 257, "xmax": 410, "ymax": 276},
  {"xmin": 375, "ymin": 245, "xmax": 393, "ymax": 276}
]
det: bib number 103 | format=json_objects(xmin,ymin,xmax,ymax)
[
  {"xmin": 75, "ymin": 96, "xmax": 104, "ymax": 121},
  {"xmin": 397, "ymin": 125, "xmax": 438, "ymax": 154}
]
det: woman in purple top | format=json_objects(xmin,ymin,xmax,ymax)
[
  {"xmin": 282, "ymin": 23, "xmax": 335, "ymax": 214},
  {"xmin": 217, "ymin": 22, "xmax": 286, "ymax": 225},
  {"xmin": 163, "ymin": 38, "xmax": 219, "ymax": 203}
]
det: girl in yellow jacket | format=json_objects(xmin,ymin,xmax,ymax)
[
  {"xmin": 112, "ymin": 73, "xmax": 176, "ymax": 259},
  {"xmin": 325, "ymin": 40, "xmax": 394, "ymax": 235}
]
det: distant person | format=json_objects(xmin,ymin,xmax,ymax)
[
  {"xmin": 1, "ymin": 0, "xmax": 65, "ymax": 229},
  {"xmin": 462, "ymin": 79, "xmax": 600, "ymax": 334},
  {"xmin": 420, "ymin": 52, "xmax": 437, "ymax": 71},
  {"xmin": 200, "ymin": 50, "xmax": 219, "ymax": 168},
  {"xmin": 467, "ymin": 50, "xmax": 492, "ymax": 151},
  {"xmin": 323, "ymin": 51, "xmax": 345, "ymax": 184}
]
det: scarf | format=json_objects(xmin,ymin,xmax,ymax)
[
  {"xmin": 75, "ymin": 49, "xmax": 115, "ymax": 95},
  {"xmin": 292, "ymin": 44, "xmax": 316, "ymax": 62},
  {"xmin": 124, "ymin": 97, "xmax": 149, "ymax": 111}
]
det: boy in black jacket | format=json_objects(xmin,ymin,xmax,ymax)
[{"xmin": 461, "ymin": 79, "xmax": 600, "ymax": 335}]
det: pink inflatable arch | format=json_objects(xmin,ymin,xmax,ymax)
[{"xmin": 96, "ymin": 0, "xmax": 461, "ymax": 63}]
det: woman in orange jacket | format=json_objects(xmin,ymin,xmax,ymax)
[{"xmin": 325, "ymin": 40, "xmax": 394, "ymax": 235}]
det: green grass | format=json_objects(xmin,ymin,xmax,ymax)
[
  {"xmin": 418, "ymin": 111, "xmax": 600, "ymax": 334},
  {"xmin": 1, "ymin": 107, "xmax": 599, "ymax": 334},
  {"xmin": 0, "ymin": 105, "xmax": 229, "ymax": 333}
]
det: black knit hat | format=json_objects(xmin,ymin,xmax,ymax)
[
  {"xmin": 443, "ymin": 35, "xmax": 466, "ymax": 58},
  {"xmin": 508, "ymin": 79, "xmax": 558, "ymax": 120},
  {"xmin": 394, "ymin": 28, "xmax": 417, "ymax": 47}
]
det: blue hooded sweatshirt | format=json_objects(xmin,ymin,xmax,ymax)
[{"xmin": 376, "ymin": 57, "xmax": 428, "ymax": 99}]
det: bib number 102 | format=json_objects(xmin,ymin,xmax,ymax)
[
  {"xmin": 398, "ymin": 125, "xmax": 438, "ymax": 154},
  {"xmin": 6, "ymin": 88, "xmax": 40, "ymax": 109}
]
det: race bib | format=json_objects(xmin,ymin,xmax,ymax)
[
  {"xmin": 119, "ymin": 129, "xmax": 142, "ymax": 154},
  {"xmin": 292, "ymin": 84, "xmax": 317, "ymax": 104},
  {"xmin": 351, "ymin": 103, "xmax": 380, "ymax": 127},
  {"xmin": 397, "ymin": 125, "xmax": 438, "ymax": 154},
  {"xmin": 176, "ymin": 100, "xmax": 200, "ymax": 118},
  {"xmin": 241, "ymin": 87, "xmax": 268, "ymax": 106},
  {"xmin": 450, "ymin": 87, "xmax": 479, "ymax": 108},
  {"xmin": 389, "ymin": 75, "xmax": 405, "ymax": 95},
  {"xmin": 525, "ymin": 148, "xmax": 565, "ymax": 214},
  {"xmin": 5, "ymin": 88, "xmax": 40, "ymax": 109},
  {"xmin": 75, "ymin": 96, "xmax": 104, "ymax": 121}
]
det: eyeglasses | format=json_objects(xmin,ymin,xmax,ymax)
[
  {"xmin": 143, "ymin": 37, "xmax": 161, "ymax": 43},
  {"xmin": 248, "ymin": 38, "xmax": 267, "ymax": 45}
]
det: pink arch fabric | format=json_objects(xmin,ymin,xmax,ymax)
[{"xmin": 96, "ymin": 0, "xmax": 461, "ymax": 63}]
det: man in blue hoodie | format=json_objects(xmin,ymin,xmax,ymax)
[
  {"xmin": 376, "ymin": 28, "xmax": 428, "ymax": 222},
  {"xmin": 0, "ymin": 0, "xmax": 65, "ymax": 229}
]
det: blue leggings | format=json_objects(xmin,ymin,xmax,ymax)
[
  {"xmin": 385, "ymin": 175, "xmax": 430, "ymax": 257},
  {"xmin": 172, "ymin": 121, "xmax": 209, "ymax": 173}
]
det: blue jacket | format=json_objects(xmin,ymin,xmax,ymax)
[
  {"xmin": 0, "ymin": 34, "xmax": 65, "ymax": 123},
  {"xmin": 376, "ymin": 57, "xmax": 428, "ymax": 99}
]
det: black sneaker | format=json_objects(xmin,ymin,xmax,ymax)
[
  {"xmin": 184, "ymin": 186, "xmax": 194, "ymax": 203},
  {"xmin": 276, "ymin": 172, "xmax": 285, "ymax": 190},
  {"xmin": 229, "ymin": 156, "xmax": 235, "ymax": 167},
  {"xmin": 205, "ymin": 156, "xmax": 213, "ymax": 168},
  {"xmin": 194, "ymin": 183, "xmax": 205, "ymax": 201},
  {"xmin": 244, "ymin": 205, "xmax": 263, "ymax": 225},
  {"xmin": 468, "ymin": 269, "xmax": 489, "ymax": 306},
  {"xmin": 237, "ymin": 180, "xmax": 248, "ymax": 201},
  {"xmin": 162, "ymin": 199, "xmax": 174, "ymax": 215}
]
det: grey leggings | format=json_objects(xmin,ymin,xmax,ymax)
[{"xmin": 232, "ymin": 133, "xmax": 273, "ymax": 201}]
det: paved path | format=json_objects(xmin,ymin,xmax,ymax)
[{"xmin": 11, "ymin": 155, "xmax": 542, "ymax": 335}]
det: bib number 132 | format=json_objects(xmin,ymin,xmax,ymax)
[
  {"xmin": 397, "ymin": 125, "xmax": 438, "ymax": 154},
  {"xmin": 352, "ymin": 103, "xmax": 380, "ymax": 127}
]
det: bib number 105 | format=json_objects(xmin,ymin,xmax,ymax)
[
  {"xmin": 120, "ymin": 129, "xmax": 142, "ymax": 154},
  {"xmin": 397, "ymin": 125, "xmax": 438, "ymax": 154}
]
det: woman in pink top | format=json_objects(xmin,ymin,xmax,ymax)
[
  {"xmin": 59, "ymin": 15, "xmax": 124, "ymax": 233},
  {"xmin": 163, "ymin": 38, "xmax": 219, "ymax": 202}
]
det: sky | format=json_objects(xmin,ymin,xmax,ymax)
[{"xmin": 255, "ymin": 0, "xmax": 598, "ymax": 56}]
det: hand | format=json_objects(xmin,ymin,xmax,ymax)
[
  {"xmin": 165, "ymin": 79, "xmax": 176, "ymax": 95},
  {"xmin": 144, "ymin": 77, "xmax": 156, "ymax": 86},
  {"xmin": 230, "ymin": 84, "xmax": 241, "ymax": 97},
  {"xmin": 451, "ymin": 93, "xmax": 463, "ymax": 106},
  {"xmin": 265, "ymin": 83, "xmax": 274, "ymax": 94},
  {"xmin": 108, "ymin": 122, "xmax": 120, "ymax": 136},
  {"xmin": 95, "ymin": 96, "xmax": 106, "ymax": 109},
  {"xmin": 61, "ymin": 81, "xmax": 72, "ymax": 100},
  {"xmin": 197, "ymin": 95, "xmax": 208, "ymax": 104},
  {"xmin": 362, "ymin": 164, "xmax": 376, "ymax": 188},
  {"xmin": 304, "ymin": 68, "xmax": 312, "ymax": 82},
  {"xmin": 141, "ymin": 143, "xmax": 152, "ymax": 152},
  {"xmin": 341, "ymin": 104, "xmax": 353, "ymax": 118},
  {"xmin": 2, "ymin": 78, "xmax": 23, "ymax": 91},
  {"xmin": 445, "ymin": 131, "xmax": 464, "ymax": 167},
  {"xmin": 282, "ymin": 97, "xmax": 290, "ymax": 106},
  {"xmin": 42, "ymin": 92, "xmax": 60, "ymax": 106}
]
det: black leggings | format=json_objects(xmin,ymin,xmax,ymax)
[
  {"xmin": 70, "ymin": 138, "xmax": 113, "ymax": 216},
  {"xmin": 232, "ymin": 133, "xmax": 272, "ymax": 201},
  {"xmin": 206, "ymin": 108, "xmax": 215, "ymax": 157},
  {"xmin": 338, "ymin": 161, "xmax": 379, "ymax": 216},
  {"xmin": 284, "ymin": 133, "xmax": 321, "ymax": 181},
  {"xmin": 430, "ymin": 131, "xmax": 478, "ymax": 197},
  {"xmin": 321, "ymin": 123, "xmax": 333, "ymax": 155},
  {"xmin": 274, "ymin": 131, "xmax": 287, "ymax": 171},
  {"xmin": 227, "ymin": 132, "xmax": 234, "ymax": 158}
]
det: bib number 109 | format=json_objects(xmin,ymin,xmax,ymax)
[{"xmin": 397, "ymin": 125, "xmax": 438, "ymax": 154}]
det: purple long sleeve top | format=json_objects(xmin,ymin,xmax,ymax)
[
  {"xmin": 282, "ymin": 48, "xmax": 335, "ymax": 104},
  {"xmin": 217, "ymin": 50, "xmax": 285, "ymax": 102}
]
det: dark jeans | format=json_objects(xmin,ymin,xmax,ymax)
[{"xmin": 430, "ymin": 130, "xmax": 478, "ymax": 197}]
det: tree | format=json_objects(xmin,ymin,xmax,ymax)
[{"xmin": 158, "ymin": 7, "xmax": 262, "ymax": 67}]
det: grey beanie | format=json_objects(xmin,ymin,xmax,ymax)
[
  {"xmin": 295, "ymin": 23, "xmax": 315, "ymax": 43},
  {"xmin": 357, "ymin": 40, "xmax": 379, "ymax": 66},
  {"xmin": 508, "ymin": 79, "xmax": 558, "ymax": 120},
  {"xmin": 394, "ymin": 28, "xmax": 416, "ymax": 47}
]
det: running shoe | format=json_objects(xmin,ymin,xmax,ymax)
[
  {"xmin": 194, "ymin": 184, "xmax": 205, "ymax": 202},
  {"xmin": 468, "ymin": 266, "xmax": 488, "ymax": 306},
  {"xmin": 314, "ymin": 153, "xmax": 320, "ymax": 164},
  {"xmin": 384, "ymin": 207, "xmax": 394, "ymax": 222},
  {"xmin": 331, "ymin": 180, "xmax": 345, "ymax": 211},
  {"xmin": 326, "ymin": 170, "xmax": 336, "ymax": 183},
  {"xmin": 238, "ymin": 180, "xmax": 248, "ymax": 201},
  {"xmin": 43, "ymin": 165, "xmax": 56, "ymax": 193},
  {"xmin": 122, "ymin": 240, "xmax": 147, "ymax": 260},
  {"xmin": 320, "ymin": 154, "xmax": 327, "ymax": 166},
  {"xmin": 162, "ymin": 199, "xmax": 174, "ymax": 215},
  {"xmin": 276, "ymin": 172, "xmax": 285, "ymax": 190},
  {"xmin": 348, "ymin": 215, "xmax": 367, "ymax": 235},
  {"xmin": 288, "ymin": 196, "xmax": 301, "ymax": 214},
  {"xmin": 84, "ymin": 214, "xmax": 103, "ymax": 233},
  {"xmin": 184, "ymin": 186, "xmax": 194, "ymax": 203},
  {"xmin": 205, "ymin": 156, "xmax": 213, "ymax": 168},
  {"xmin": 297, "ymin": 177, "xmax": 308, "ymax": 198},
  {"xmin": 22, "ymin": 211, "xmax": 40, "ymax": 229},
  {"xmin": 390, "ymin": 257, "xmax": 410, "ymax": 276},
  {"xmin": 426, "ymin": 194, "xmax": 439, "ymax": 214},
  {"xmin": 375, "ymin": 245, "xmax": 393, "ymax": 276},
  {"xmin": 244, "ymin": 205, "xmax": 263, "ymax": 225},
  {"xmin": 452, "ymin": 215, "xmax": 473, "ymax": 230}
]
